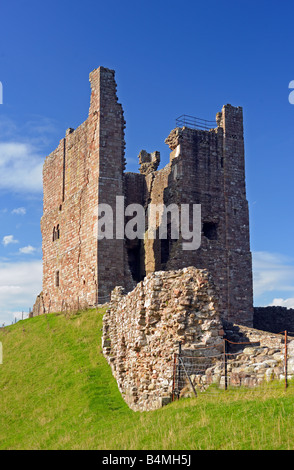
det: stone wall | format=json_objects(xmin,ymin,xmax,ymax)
[
  {"xmin": 41, "ymin": 67, "xmax": 133, "ymax": 314},
  {"xmin": 102, "ymin": 267, "xmax": 224, "ymax": 411},
  {"xmin": 254, "ymin": 307, "xmax": 294, "ymax": 334}
]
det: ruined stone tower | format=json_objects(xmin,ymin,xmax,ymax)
[{"xmin": 39, "ymin": 66, "xmax": 253, "ymax": 326}]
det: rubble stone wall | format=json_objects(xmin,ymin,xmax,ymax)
[{"xmin": 102, "ymin": 267, "xmax": 224, "ymax": 411}]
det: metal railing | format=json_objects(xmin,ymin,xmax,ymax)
[
  {"xmin": 176, "ymin": 114, "xmax": 216, "ymax": 131},
  {"xmin": 172, "ymin": 332, "xmax": 292, "ymax": 400}
]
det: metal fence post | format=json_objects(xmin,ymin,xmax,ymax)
[
  {"xmin": 285, "ymin": 330, "xmax": 288, "ymax": 390},
  {"xmin": 224, "ymin": 339, "xmax": 228, "ymax": 390},
  {"xmin": 172, "ymin": 353, "xmax": 177, "ymax": 402},
  {"xmin": 178, "ymin": 341, "xmax": 182, "ymax": 399}
]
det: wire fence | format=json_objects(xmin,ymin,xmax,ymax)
[
  {"xmin": 0, "ymin": 311, "xmax": 30, "ymax": 328},
  {"xmin": 172, "ymin": 331, "xmax": 294, "ymax": 400},
  {"xmin": 0, "ymin": 293, "xmax": 112, "ymax": 328}
]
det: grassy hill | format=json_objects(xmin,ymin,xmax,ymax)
[{"xmin": 0, "ymin": 308, "xmax": 294, "ymax": 450}]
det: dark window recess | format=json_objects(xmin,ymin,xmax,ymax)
[
  {"xmin": 127, "ymin": 242, "xmax": 143, "ymax": 283},
  {"xmin": 161, "ymin": 239, "xmax": 170, "ymax": 265},
  {"xmin": 161, "ymin": 221, "xmax": 172, "ymax": 266},
  {"xmin": 203, "ymin": 222, "xmax": 218, "ymax": 240},
  {"xmin": 53, "ymin": 225, "xmax": 60, "ymax": 242},
  {"xmin": 55, "ymin": 270, "xmax": 60, "ymax": 287}
]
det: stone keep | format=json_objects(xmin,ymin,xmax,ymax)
[{"xmin": 40, "ymin": 66, "xmax": 253, "ymax": 326}]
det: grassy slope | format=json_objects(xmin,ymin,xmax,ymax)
[{"xmin": 0, "ymin": 308, "xmax": 294, "ymax": 450}]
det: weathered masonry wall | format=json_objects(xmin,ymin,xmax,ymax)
[
  {"xmin": 254, "ymin": 307, "xmax": 294, "ymax": 334},
  {"xmin": 102, "ymin": 267, "xmax": 224, "ymax": 412},
  {"xmin": 125, "ymin": 105, "xmax": 253, "ymax": 327},
  {"xmin": 41, "ymin": 67, "xmax": 133, "ymax": 313},
  {"xmin": 41, "ymin": 118, "xmax": 98, "ymax": 313}
]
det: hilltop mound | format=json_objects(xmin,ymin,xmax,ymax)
[{"xmin": 0, "ymin": 309, "xmax": 294, "ymax": 450}]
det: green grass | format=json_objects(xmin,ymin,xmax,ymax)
[{"xmin": 0, "ymin": 309, "xmax": 294, "ymax": 450}]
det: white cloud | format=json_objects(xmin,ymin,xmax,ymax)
[
  {"xmin": 2, "ymin": 235, "xmax": 19, "ymax": 246},
  {"xmin": 0, "ymin": 260, "xmax": 42, "ymax": 324},
  {"xmin": 12, "ymin": 207, "xmax": 26, "ymax": 215},
  {"xmin": 252, "ymin": 251, "xmax": 294, "ymax": 295},
  {"xmin": 269, "ymin": 298, "xmax": 294, "ymax": 309},
  {"xmin": 0, "ymin": 115, "xmax": 61, "ymax": 195},
  {"xmin": 19, "ymin": 245, "xmax": 36, "ymax": 255},
  {"xmin": 252, "ymin": 251, "xmax": 294, "ymax": 306},
  {"xmin": 0, "ymin": 142, "xmax": 43, "ymax": 193}
]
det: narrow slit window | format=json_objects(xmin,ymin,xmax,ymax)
[
  {"xmin": 55, "ymin": 270, "xmax": 60, "ymax": 287},
  {"xmin": 53, "ymin": 225, "xmax": 60, "ymax": 241}
]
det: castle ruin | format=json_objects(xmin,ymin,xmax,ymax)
[{"xmin": 38, "ymin": 66, "xmax": 253, "ymax": 327}]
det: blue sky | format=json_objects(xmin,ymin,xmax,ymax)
[{"xmin": 0, "ymin": 0, "xmax": 294, "ymax": 324}]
